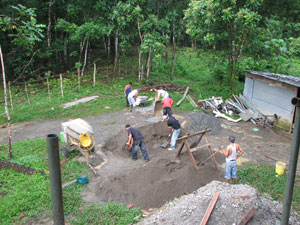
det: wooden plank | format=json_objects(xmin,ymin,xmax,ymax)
[
  {"xmin": 205, "ymin": 133, "xmax": 218, "ymax": 170},
  {"xmin": 190, "ymin": 144, "xmax": 211, "ymax": 153},
  {"xmin": 177, "ymin": 128, "xmax": 211, "ymax": 141},
  {"xmin": 184, "ymin": 139, "xmax": 198, "ymax": 171},
  {"xmin": 198, "ymin": 96, "xmax": 222, "ymax": 103},
  {"xmin": 200, "ymin": 192, "xmax": 220, "ymax": 225},
  {"xmin": 200, "ymin": 149, "xmax": 222, "ymax": 165},
  {"xmin": 176, "ymin": 141, "xmax": 186, "ymax": 157},
  {"xmin": 238, "ymin": 207, "xmax": 256, "ymax": 225},
  {"xmin": 187, "ymin": 95, "xmax": 198, "ymax": 108},
  {"xmin": 176, "ymin": 86, "xmax": 189, "ymax": 106},
  {"xmin": 190, "ymin": 126, "xmax": 208, "ymax": 147}
]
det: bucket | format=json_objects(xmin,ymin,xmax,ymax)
[{"xmin": 275, "ymin": 161, "xmax": 286, "ymax": 175}]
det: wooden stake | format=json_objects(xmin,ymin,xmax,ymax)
[
  {"xmin": 0, "ymin": 45, "xmax": 12, "ymax": 158},
  {"xmin": 93, "ymin": 63, "xmax": 96, "ymax": 86},
  {"xmin": 24, "ymin": 81, "xmax": 31, "ymax": 105},
  {"xmin": 200, "ymin": 193, "xmax": 219, "ymax": 225},
  {"xmin": 77, "ymin": 68, "xmax": 81, "ymax": 92},
  {"xmin": 60, "ymin": 73, "xmax": 64, "ymax": 98},
  {"xmin": 46, "ymin": 77, "xmax": 51, "ymax": 101},
  {"xmin": 205, "ymin": 133, "xmax": 218, "ymax": 170},
  {"xmin": 8, "ymin": 81, "xmax": 13, "ymax": 111},
  {"xmin": 200, "ymin": 149, "xmax": 222, "ymax": 166}
]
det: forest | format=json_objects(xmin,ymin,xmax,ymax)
[{"xmin": 1, "ymin": 0, "xmax": 299, "ymax": 86}]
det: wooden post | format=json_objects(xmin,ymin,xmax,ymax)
[
  {"xmin": 8, "ymin": 81, "xmax": 13, "ymax": 111},
  {"xmin": 184, "ymin": 139, "xmax": 198, "ymax": 171},
  {"xmin": 0, "ymin": 45, "xmax": 12, "ymax": 158},
  {"xmin": 93, "ymin": 63, "xmax": 96, "ymax": 87},
  {"xmin": 238, "ymin": 207, "xmax": 255, "ymax": 225},
  {"xmin": 204, "ymin": 133, "xmax": 218, "ymax": 169},
  {"xmin": 46, "ymin": 77, "xmax": 51, "ymax": 101},
  {"xmin": 60, "ymin": 73, "xmax": 64, "ymax": 98},
  {"xmin": 24, "ymin": 81, "xmax": 31, "ymax": 105}
]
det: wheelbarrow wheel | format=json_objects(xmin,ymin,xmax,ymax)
[{"xmin": 61, "ymin": 146, "xmax": 70, "ymax": 158}]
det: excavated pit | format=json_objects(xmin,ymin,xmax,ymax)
[{"xmin": 89, "ymin": 116, "xmax": 224, "ymax": 209}]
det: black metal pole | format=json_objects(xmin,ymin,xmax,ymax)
[
  {"xmin": 281, "ymin": 97, "xmax": 300, "ymax": 225},
  {"xmin": 47, "ymin": 134, "xmax": 65, "ymax": 225}
]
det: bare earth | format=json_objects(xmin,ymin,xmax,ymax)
[{"xmin": 0, "ymin": 107, "xmax": 299, "ymax": 224}]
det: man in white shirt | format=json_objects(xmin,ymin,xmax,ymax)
[
  {"xmin": 128, "ymin": 88, "xmax": 141, "ymax": 111},
  {"xmin": 154, "ymin": 88, "xmax": 169, "ymax": 101}
]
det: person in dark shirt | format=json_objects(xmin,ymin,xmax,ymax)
[
  {"xmin": 125, "ymin": 124, "xmax": 150, "ymax": 161},
  {"xmin": 162, "ymin": 115, "xmax": 181, "ymax": 151}
]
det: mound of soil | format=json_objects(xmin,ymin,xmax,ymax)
[{"xmin": 87, "ymin": 121, "xmax": 224, "ymax": 209}]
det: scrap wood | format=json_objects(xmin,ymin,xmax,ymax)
[
  {"xmin": 238, "ymin": 207, "xmax": 256, "ymax": 225},
  {"xmin": 176, "ymin": 86, "xmax": 189, "ymax": 106},
  {"xmin": 187, "ymin": 95, "xmax": 198, "ymax": 108},
  {"xmin": 200, "ymin": 192, "xmax": 220, "ymax": 225},
  {"xmin": 213, "ymin": 110, "xmax": 242, "ymax": 123},
  {"xmin": 60, "ymin": 96, "xmax": 99, "ymax": 108},
  {"xmin": 198, "ymin": 96, "xmax": 222, "ymax": 103},
  {"xmin": 199, "ymin": 149, "xmax": 222, "ymax": 166},
  {"xmin": 88, "ymin": 163, "xmax": 97, "ymax": 175},
  {"xmin": 62, "ymin": 179, "xmax": 77, "ymax": 188}
]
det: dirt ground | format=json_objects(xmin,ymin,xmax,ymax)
[{"xmin": 0, "ymin": 106, "xmax": 298, "ymax": 212}]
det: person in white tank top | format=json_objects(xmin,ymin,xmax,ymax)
[{"xmin": 221, "ymin": 136, "xmax": 244, "ymax": 184}]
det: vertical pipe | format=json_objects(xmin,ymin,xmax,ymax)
[
  {"xmin": 281, "ymin": 97, "xmax": 300, "ymax": 225},
  {"xmin": 47, "ymin": 134, "xmax": 65, "ymax": 225}
]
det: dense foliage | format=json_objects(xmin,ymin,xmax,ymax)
[{"xmin": 0, "ymin": 0, "xmax": 299, "ymax": 85}]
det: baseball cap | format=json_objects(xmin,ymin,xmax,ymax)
[
  {"xmin": 125, "ymin": 124, "xmax": 131, "ymax": 128},
  {"xmin": 229, "ymin": 136, "xmax": 235, "ymax": 143}
]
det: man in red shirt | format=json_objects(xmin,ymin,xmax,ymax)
[
  {"xmin": 124, "ymin": 82, "xmax": 132, "ymax": 107},
  {"xmin": 162, "ymin": 96, "xmax": 173, "ymax": 117}
]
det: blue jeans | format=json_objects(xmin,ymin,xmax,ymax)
[
  {"xmin": 132, "ymin": 139, "xmax": 149, "ymax": 160},
  {"xmin": 224, "ymin": 160, "xmax": 237, "ymax": 179},
  {"xmin": 170, "ymin": 128, "xmax": 180, "ymax": 148}
]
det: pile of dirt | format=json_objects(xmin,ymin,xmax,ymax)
[
  {"xmin": 89, "ymin": 121, "xmax": 224, "ymax": 209},
  {"xmin": 138, "ymin": 180, "xmax": 300, "ymax": 225}
]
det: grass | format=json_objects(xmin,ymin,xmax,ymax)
[
  {"xmin": 237, "ymin": 163, "xmax": 300, "ymax": 212},
  {"xmin": 0, "ymin": 49, "xmax": 245, "ymax": 125},
  {"xmin": 0, "ymin": 139, "xmax": 141, "ymax": 225}
]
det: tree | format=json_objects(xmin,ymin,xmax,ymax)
[
  {"xmin": 0, "ymin": 4, "xmax": 46, "ymax": 82},
  {"xmin": 184, "ymin": 0, "xmax": 262, "ymax": 91}
]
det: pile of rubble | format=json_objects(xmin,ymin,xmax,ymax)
[{"xmin": 138, "ymin": 181, "xmax": 300, "ymax": 225}]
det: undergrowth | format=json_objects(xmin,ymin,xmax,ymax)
[
  {"xmin": 0, "ymin": 139, "xmax": 141, "ymax": 225},
  {"xmin": 237, "ymin": 163, "xmax": 300, "ymax": 212}
]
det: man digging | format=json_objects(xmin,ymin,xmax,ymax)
[
  {"xmin": 162, "ymin": 115, "xmax": 181, "ymax": 151},
  {"xmin": 222, "ymin": 136, "xmax": 244, "ymax": 184},
  {"xmin": 127, "ymin": 88, "xmax": 141, "ymax": 111},
  {"xmin": 125, "ymin": 124, "xmax": 150, "ymax": 162}
]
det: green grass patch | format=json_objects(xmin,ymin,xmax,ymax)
[
  {"xmin": 0, "ymin": 139, "xmax": 141, "ymax": 225},
  {"xmin": 237, "ymin": 163, "xmax": 300, "ymax": 212}
]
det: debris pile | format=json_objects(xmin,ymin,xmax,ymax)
[
  {"xmin": 198, "ymin": 94, "xmax": 274, "ymax": 127},
  {"xmin": 138, "ymin": 181, "xmax": 300, "ymax": 225}
]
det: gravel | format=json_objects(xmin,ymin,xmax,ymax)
[{"xmin": 138, "ymin": 180, "xmax": 300, "ymax": 225}]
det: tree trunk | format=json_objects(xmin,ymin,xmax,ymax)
[
  {"xmin": 107, "ymin": 35, "xmax": 111, "ymax": 58},
  {"xmin": 0, "ymin": 45, "xmax": 12, "ymax": 158},
  {"xmin": 145, "ymin": 47, "xmax": 151, "ymax": 81},
  {"xmin": 47, "ymin": 0, "xmax": 55, "ymax": 47},
  {"xmin": 170, "ymin": 22, "xmax": 176, "ymax": 80},
  {"xmin": 103, "ymin": 36, "xmax": 107, "ymax": 54},
  {"xmin": 81, "ymin": 37, "xmax": 89, "ymax": 77},
  {"xmin": 138, "ymin": 47, "xmax": 143, "ymax": 81},
  {"xmin": 113, "ymin": 28, "xmax": 119, "ymax": 72}
]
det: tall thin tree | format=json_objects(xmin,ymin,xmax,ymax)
[{"xmin": 0, "ymin": 45, "xmax": 12, "ymax": 158}]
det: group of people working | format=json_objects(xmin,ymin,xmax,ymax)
[{"xmin": 123, "ymin": 82, "xmax": 244, "ymax": 184}]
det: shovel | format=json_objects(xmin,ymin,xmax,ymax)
[{"xmin": 160, "ymin": 135, "xmax": 171, "ymax": 148}]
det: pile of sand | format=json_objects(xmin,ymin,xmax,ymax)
[{"xmin": 90, "ymin": 121, "xmax": 224, "ymax": 209}]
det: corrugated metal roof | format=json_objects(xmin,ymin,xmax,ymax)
[{"xmin": 245, "ymin": 70, "xmax": 300, "ymax": 88}]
